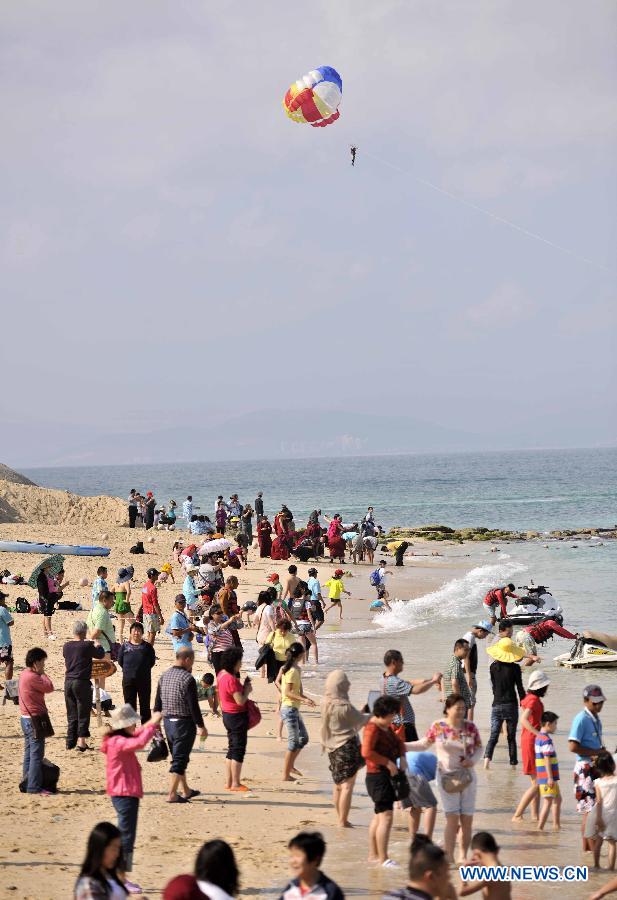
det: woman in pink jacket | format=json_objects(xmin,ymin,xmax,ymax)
[{"xmin": 101, "ymin": 703, "xmax": 162, "ymax": 894}]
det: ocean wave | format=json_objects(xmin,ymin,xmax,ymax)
[{"xmin": 331, "ymin": 560, "xmax": 526, "ymax": 640}]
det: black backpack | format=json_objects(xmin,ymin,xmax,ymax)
[
  {"xmin": 19, "ymin": 759, "xmax": 60, "ymax": 794},
  {"xmin": 15, "ymin": 597, "xmax": 31, "ymax": 614}
]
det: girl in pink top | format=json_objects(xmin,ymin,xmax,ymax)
[{"xmin": 101, "ymin": 704, "xmax": 162, "ymax": 891}]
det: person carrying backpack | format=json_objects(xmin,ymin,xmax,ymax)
[
  {"xmin": 289, "ymin": 584, "xmax": 319, "ymax": 664},
  {"xmin": 370, "ymin": 561, "xmax": 392, "ymax": 612}
]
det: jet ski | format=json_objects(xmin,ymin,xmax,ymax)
[
  {"xmin": 554, "ymin": 633, "xmax": 617, "ymax": 669},
  {"xmin": 506, "ymin": 585, "xmax": 564, "ymax": 626}
]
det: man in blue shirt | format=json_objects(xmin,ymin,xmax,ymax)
[
  {"xmin": 568, "ymin": 683, "xmax": 606, "ymax": 851},
  {"xmin": 307, "ymin": 568, "xmax": 324, "ymax": 629},
  {"xmin": 168, "ymin": 595, "xmax": 194, "ymax": 652}
]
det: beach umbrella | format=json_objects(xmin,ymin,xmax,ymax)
[
  {"xmin": 28, "ymin": 554, "xmax": 65, "ymax": 589},
  {"xmin": 198, "ymin": 538, "xmax": 231, "ymax": 555}
]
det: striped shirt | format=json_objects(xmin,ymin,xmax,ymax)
[{"xmin": 535, "ymin": 732, "xmax": 559, "ymax": 783}]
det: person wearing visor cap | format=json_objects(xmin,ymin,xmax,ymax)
[
  {"xmin": 569, "ymin": 683, "xmax": 607, "ymax": 850},
  {"xmin": 461, "ymin": 620, "xmax": 493, "ymax": 722}
]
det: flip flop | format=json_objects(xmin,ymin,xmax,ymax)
[
  {"xmin": 166, "ymin": 794, "xmax": 190, "ymax": 804},
  {"xmin": 183, "ymin": 789, "xmax": 201, "ymax": 799}
]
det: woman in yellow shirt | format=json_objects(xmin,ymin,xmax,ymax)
[
  {"xmin": 266, "ymin": 620, "xmax": 296, "ymax": 740},
  {"xmin": 276, "ymin": 642, "xmax": 316, "ymax": 781}
]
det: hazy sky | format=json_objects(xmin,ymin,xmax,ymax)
[{"xmin": 3, "ymin": 1, "xmax": 616, "ymax": 466}]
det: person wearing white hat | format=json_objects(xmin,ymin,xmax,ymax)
[
  {"xmin": 461, "ymin": 620, "xmax": 493, "ymax": 722},
  {"xmin": 569, "ymin": 683, "xmax": 608, "ymax": 850},
  {"xmin": 101, "ymin": 704, "xmax": 163, "ymax": 892},
  {"xmin": 513, "ymin": 670, "xmax": 551, "ymax": 821}
]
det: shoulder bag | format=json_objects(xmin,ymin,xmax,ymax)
[{"xmin": 22, "ymin": 696, "xmax": 54, "ymax": 740}]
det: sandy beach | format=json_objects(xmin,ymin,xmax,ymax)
[{"xmin": 0, "ymin": 521, "xmax": 615, "ymax": 899}]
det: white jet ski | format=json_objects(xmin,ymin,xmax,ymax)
[
  {"xmin": 506, "ymin": 585, "xmax": 564, "ymax": 626},
  {"xmin": 554, "ymin": 633, "xmax": 617, "ymax": 669}
]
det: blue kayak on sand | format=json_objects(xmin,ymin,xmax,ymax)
[{"xmin": 0, "ymin": 541, "xmax": 110, "ymax": 557}]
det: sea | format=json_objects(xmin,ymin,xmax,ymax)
[
  {"xmin": 23, "ymin": 446, "xmax": 617, "ymax": 533},
  {"xmin": 22, "ymin": 447, "xmax": 617, "ymax": 895}
]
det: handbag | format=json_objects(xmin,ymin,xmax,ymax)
[
  {"xmin": 391, "ymin": 770, "xmax": 411, "ymax": 801},
  {"xmin": 109, "ymin": 641, "xmax": 121, "ymax": 662},
  {"xmin": 147, "ymin": 733, "xmax": 169, "ymax": 762},
  {"xmin": 246, "ymin": 699, "xmax": 261, "ymax": 730},
  {"xmin": 32, "ymin": 713, "xmax": 55, "ymax": 740},
  {"xmin": 255, "ymin": 643, "xmax": 274, "ymax": 670},
  {"xmin": 22, "ymin": 695, "xmax": 55, "ymax": 740}
]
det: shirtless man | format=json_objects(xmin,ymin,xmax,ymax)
[
  {"xmin": 459, "ymin": 831, "xmax": 511, "ymax": 899},
  {"xmin": 282, "ymin": 564, "xmax": 301, "ymax": 602}
]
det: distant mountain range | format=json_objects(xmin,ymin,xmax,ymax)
[
  {"xmin": 6, "ymin": 409, "xmax": 615, "ymax": 468},
  {"xmin": 7, "ymin": 409, "xmax": 482, "ymax": 467}
]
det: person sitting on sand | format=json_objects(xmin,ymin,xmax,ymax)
[
  {"xmin": 459, "ymin": 831, "xmax": 511, "ymax": 898},
  {"xmin": 278, "ymin": 831, "xmax": 344, "ymax": 900}
]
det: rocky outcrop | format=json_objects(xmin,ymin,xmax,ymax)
[
  {"xmin": 383, "ymin": 525, "xmax": 617, "ymax": 543},
  {"xmin": 0, "ymin": 464, "xmax": 37, "ymax": 486}
]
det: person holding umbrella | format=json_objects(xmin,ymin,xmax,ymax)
[{"xmin": 30, "ymin": 554, "xmax": 65, "ymax": 642}]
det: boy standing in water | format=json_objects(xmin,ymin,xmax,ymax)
[{"xmin": 536, "ymin": 712, "xmax": 561, "ymax": 831}]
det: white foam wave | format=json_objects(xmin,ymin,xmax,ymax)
[{"xmin": 331, "ymin": 560, "xmax": 526, "ymax": 640}]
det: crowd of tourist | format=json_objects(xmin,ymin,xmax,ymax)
[{"xmin": 4, "ymin": 489, "xmax": 615, "ymax": 899}]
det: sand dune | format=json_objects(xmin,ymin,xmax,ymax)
[{"xmin": 0, "ymin": 478, "xmax": 126, "ymax": 526}]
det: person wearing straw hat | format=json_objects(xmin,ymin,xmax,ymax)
[
  {"xmin": 113, "ymin": 567, "xmax": 134, "ymax": 644},
  {"xmin": 483, "ymin": 624, "xmax": 529, "ymax": 770},
  {"xmin": 513, "ymin": 669, "xmax": 551, "ymax": 822},
  {"xmin": 101, "ymin": 703, "xmax": 163, "ymax": 892}
]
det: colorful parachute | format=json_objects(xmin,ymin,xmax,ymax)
[{"xmin": 283, "ymin": 66, "xmax": 342, "ymax": 128}]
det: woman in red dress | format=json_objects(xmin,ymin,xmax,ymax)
[
  {"xmin": 327, "ymin": 514, "xmax": 346, "ymax": 563},
  {"xmin": 513, "ymin": 670, "xmax": 550, "ymax": 821},
  {"xmin": 257, "ymin": 517, "xmax": 273, "ymax": 558}
]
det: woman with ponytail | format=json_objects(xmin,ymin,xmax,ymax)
[{"xmin": 276, "ymin": 642, "xmax": 315, "ymax": 781}]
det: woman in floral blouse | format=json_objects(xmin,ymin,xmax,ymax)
[{"xmin": 407, "ymin": 693, "xmax": 483, "ymax": 863}]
